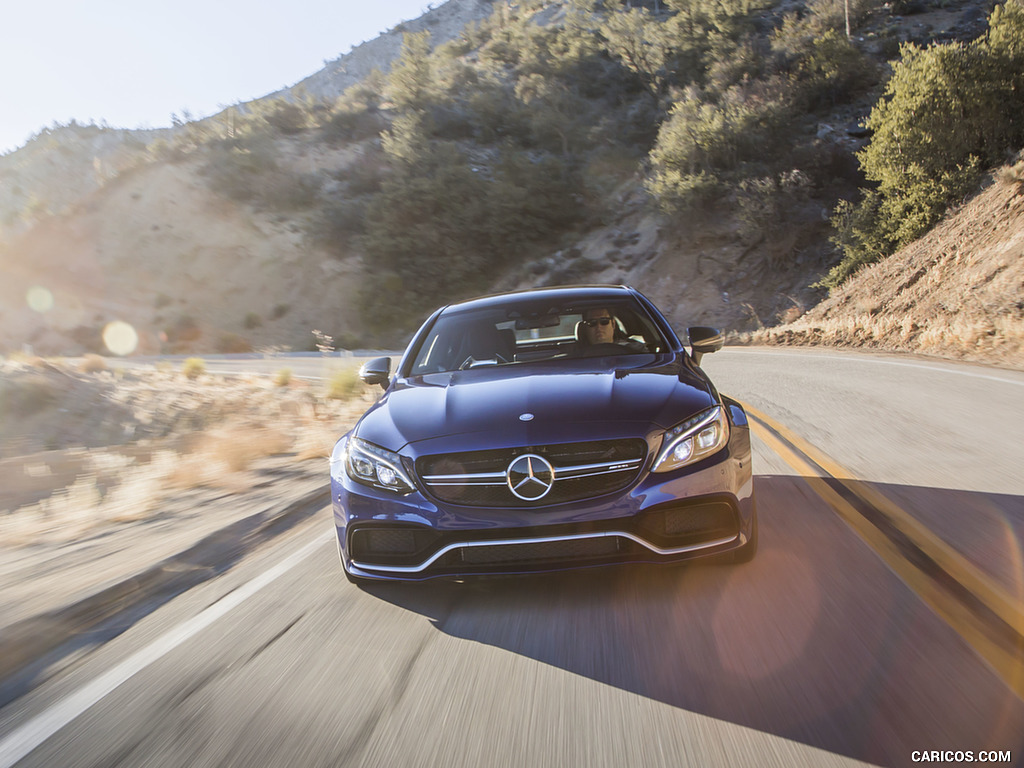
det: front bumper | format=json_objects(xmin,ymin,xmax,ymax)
[{"xmin": 330, "ymin": 428, "xmax": 754, "ymax": 581}]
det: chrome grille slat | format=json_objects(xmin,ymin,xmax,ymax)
[
  {"xmin": 422, "ymin": 471, "xmax": 507, "ymax": 482},
  {"xmin": 417, "ymin": 439, "xmax": 647, "ymax": 507},
  {"xmin": 352, "ymin": 530, "xmax": 741, "ymax": 573},
  {"xmin": 422, "ymin": 459, "xmax": 641, "ymax": 485}
]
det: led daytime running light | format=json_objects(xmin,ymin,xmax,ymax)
[
  {"xmin": 653, "ymin": 406, "xmax": 729, "ymax": 473},
  {"xmin": 345, "ymin": 437, "xmax": 415, "ymax": 493}
]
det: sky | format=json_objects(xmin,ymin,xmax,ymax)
[{"xmin": 0, "ymin": 0, "xmax": 439, "ymax": 155}]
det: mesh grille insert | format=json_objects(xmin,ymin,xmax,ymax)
[
  {"xmin": 457, "ymin": 537, "xmax": 622, "ymax": 565},
  {"xmin": 418, "ymin": 438, "xmax": 647, "ymax": 508}
]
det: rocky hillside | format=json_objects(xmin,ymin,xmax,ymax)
[
  {"xmin": 0, "ymin": 0, "xmax": 1020, "ymax": 367},
  {"xmin": 0, "ymin": 125, "xmax": 165, "ymax": 238},
  {"xmin": 266, "ymin": 0, "xmax": 496, "ymax": 104},
  {"xmin": 0, "ymin": 0, "xmax": 493, "ymax": 244},
  {"xmin": 750, "ymin": 160, "xmax": 1024, "ymax": 367},
  {"xmin": 0, "ymin": 145, "xmax": 368, "ymax": 355}
]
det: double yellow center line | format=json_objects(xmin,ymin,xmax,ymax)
[{"xmin": 739, "ymin": 400, "xmax": 1024, "ymax": 700}]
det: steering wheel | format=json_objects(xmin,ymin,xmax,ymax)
[
  {"xmin": 459, "ymin": 353, "xmax": 509, "ymax": 370},
  {"xmin": 584, "ymin": 343, "xmax": 632, "ymax": 356}
]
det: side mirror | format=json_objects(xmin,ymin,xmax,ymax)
[
  {"xmin": 687, "ymin": 326, "xmax": 723, "ymax": 366},
  {"xmin": 359, "ymin": 356, "xmax": 391, "ymax": 390}
]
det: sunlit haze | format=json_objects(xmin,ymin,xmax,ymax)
[{"xmin": 0, "ymin": 0, "xmax": 439, "ymax": 154}]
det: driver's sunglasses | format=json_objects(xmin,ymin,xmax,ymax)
[{"xmin": 583, "ymin": 317, "xmax": 613, "ymax": 328}]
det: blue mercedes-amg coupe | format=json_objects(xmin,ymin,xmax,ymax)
[{"xmin": 329, "ymin": 285, "xmax": 756, "ymax": 582}]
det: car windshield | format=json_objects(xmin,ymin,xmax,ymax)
[{"xmin": 407, "ymin": 297, "xmax": 670, "ymax": 375}]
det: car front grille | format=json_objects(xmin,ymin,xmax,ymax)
[{"xmin": 417, "ymin": 438, "xmax": 647, "ymax": 508}]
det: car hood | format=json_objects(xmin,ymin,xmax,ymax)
[{"xmin": 355, "ymin": 356, "xmax": 717, "ymax": 453}]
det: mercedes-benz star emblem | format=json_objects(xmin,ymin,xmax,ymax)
[{"xmin": 506, "ymin": 454, "xmax": 555, "ymax": 501}]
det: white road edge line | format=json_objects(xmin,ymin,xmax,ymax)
[
  {"xmin": 722, "ymin": 347, "xmax": 1024, "ymax": 386},
  {"xmin": 0, "ymin": 530, "xmax": 333, "ymax": 768}
]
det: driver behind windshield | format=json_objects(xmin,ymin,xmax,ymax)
[{"xmin": 578, "ymin": 308, "xmax": 646, "ymax": 352}]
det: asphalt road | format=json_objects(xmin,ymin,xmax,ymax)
[{"xmin": 2, "ymin": 348, "xmax": 1022, "ymax": 767}]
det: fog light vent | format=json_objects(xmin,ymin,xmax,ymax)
[
  {"xmin": 663, "ymin": 503, "xmax": 735, "ymax": 536},
  {"xmin": 350, "ymin": 527, "xmax": 438, "ymax": 562}
]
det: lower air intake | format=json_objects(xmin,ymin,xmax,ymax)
[{"xmin": 458, "ymin": 537, "xmax": 621, "ymax": 565}]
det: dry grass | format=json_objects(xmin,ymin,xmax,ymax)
[
  {"xmin": 172, "ymin": 423, "xmax": 293, "ymax": 479},
  {"xmin": 1, "ymin": 424, "xmax": 300, "ymax": 545},
  {"xmin": 293, "ymin": 421, "xmax": 344, "ymax": 462},
  {"xmin": 748, "ymin": 313, "xmax": 1024, "ymax": 363},
  {"xmin": 996, "ymin": 157, "xmax": 1024, "ymax": 194},
  {"xmin": 79, "ymin": 354, "xmax": 108, "ymax": 373},
  {"xmin": 748, "ymin": 160, "xmax": 1024, "ymax": 370},
  {"xmin": 325, "ymin": 366, "xmax": 363, "ymax": 400},
  {"xmin": 0, "ymin": 362, "xmax": 372, "ymax": 546},
  {"xmin": 6, "ymin": 352, "xmax": 48, "ymax": 368},
  {"xmin": 0, "ymin": 460, "xmax": 165, "ymax": 545}
]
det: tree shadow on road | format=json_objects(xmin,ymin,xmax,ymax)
[{"xmin": 364, "ymin": 475, "xmax": 1024, "ymax": 768}]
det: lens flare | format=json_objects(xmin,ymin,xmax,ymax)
[
  {"xmin": 26, "ymin": 286, "xmax": 54, "ymax": 313},
  {"xmin": 712, "ymin": 550, "xmax": 820, "ymax": 681},
  {"xmin": 103, "ymin": 321, "xmax": 139, "ymax": 356}
]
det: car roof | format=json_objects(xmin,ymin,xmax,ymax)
[{"xmin": 442, "ymin": 285, "xmax": 638, "ymax": 314}]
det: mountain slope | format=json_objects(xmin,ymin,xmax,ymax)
[
  {"xmin": 0, "ymin": 0, "xmax": 1020, "ymax": 368},
  {"xmin": 0, "ymin": 148, "xmax": 364, "ymax": 355},
  {"xmin": 752, "ymin": 165, "xmax": 1024, "ymax": 366}
]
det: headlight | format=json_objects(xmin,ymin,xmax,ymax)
[
  {"xmin": 652, "ymin": 406, "xmax": 730, "ymax": 473},
  {"xmin": 342, "ymin": 437, "xmax": 416, "ymax": 494}
]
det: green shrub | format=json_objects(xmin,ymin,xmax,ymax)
[
  {"xmin": 822, "ymin": 192, "xmax": 888, "ymax": 286},
  {"xmin": 788, "ymin": 30, "xmax": 878, "ymax": 111},
  {"xmin": 217, "ymin": 333, "xmax": 252, "ymax": 354},
  {"xmin": 827, "ymin": 1, "xmax": 1024, "ymax": 287},
  {"xmin": 335, "ymin": 332, "xmax": 363, "ymax": 351},
  {"xmin": 274, "ymin": 368, "xmax": 293, "ymax": 387},
  {"xmin": 182, "ymin": 358, "xmax": 206, "ymax": 380},
  {"xmin": 645, "ymin": 169, "xmax": 725, "ymax": 214},
  {"xmin": 646, "ymin": 89, "xmax": 787, "ymax": 211},
  {"xmin": 736, "ymin": 170, "xmax": 811, "ymax": 247},
  {"xmin": 203, "ymin": 136, "xmax": 321, "ymax": 211},
  {"xmin": 311, "ymin": 199, "xmax": 368, "ymax": 252},
  {"xmin": 263, "ymin": 101, "xmax": 309, "ymax": 135},
  {"xmin": 387, "ymin": 31, "xmax": 436, "ymax": 112},
  {"xmin": 862, "ymin": 43, "xmax": 1001, "ymax": 241},
  {"xmin": 326, "ymin": 367, "xmax": 362, "ymax": 400},
  {"xmin": 599, "ymin": 8, "xmax": 674, "ymax": 102},
  {"xmin": 203, "ymin": 138, "xmax": 279, "ymax": 204},
  {"xmin": 360, "ymin": 137, "xmax": 582, "ymax": 326},
  {"xmin": 342, "ymin": 153, "xmax": 386, "ymax": 196},
  {"xmin": 320, "ymin": 107, "xmax": 386, "ymax": 144},
  {"xmin": 260, "ymin": 171, "xmax": 321, "ymax": 210},
  {"xmin": 167, "ymin": 315, "xmax": 201, "ymax": 346},
  {"xmin": 653, "ymin": 93, "xmax": 782, "ymax": 173}
]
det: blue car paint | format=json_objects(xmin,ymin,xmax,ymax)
[{"xmin": 330, "ymin": 285, "xmax": 755, "ymax": 581}]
